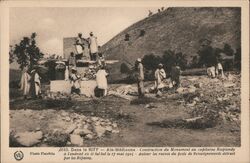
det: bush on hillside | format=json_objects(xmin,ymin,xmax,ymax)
[{"xmin": 120, "ymin": 63, "xmax": 131, "ymax": 74}]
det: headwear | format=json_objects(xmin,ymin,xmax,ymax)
[
  {"xmin": 72, "ymin": 67, "xmax": 77, "ymax": 71},
  {"xmin": 158, "ymin": 63, "xmax": 163, "ymax": 68},
  {"xmin": 90, "ymin": 32, "xmax": 93, "ymax": 35},
  {"xmin": 137, "ymin": 58, "xmax": 141, "ymax": 62}
]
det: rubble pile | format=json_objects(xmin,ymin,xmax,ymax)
[
  {"xmin": 82, "ymin": 65, "xmax": 98, "ymax": 80},
  {"xmin": 108, "ymin": 85, "xmax": 138, "ymax": 100},
  {"xmin": 147, "ymin": 73, "xmax": 240, "ymax": 129},
  {"xmin": 9, "ymin": 109, "xmax": 120, "ymax": 147},
  {"xmin": 181, "ymin": 73, "xmax": 240, "ymax": 128}
]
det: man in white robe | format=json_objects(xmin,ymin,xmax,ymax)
[
  {"xmin": 88, "ymin": 32, "xmax": 98, "ymax": 61},
  {"xmin": 75, "ymin": 33, "xmax": 84, "ymax": 60},
  {"xmin": 30, "ymin": 69, "xmax": 41, "ymax": 98},
  {"xmin": 19, "ymin": 67, "xmax": 31, "ymax": 99},
  {"xmin": 215, "ymin": 62, "xmax": 225, "ymax": 78},
  {"xmin": 96, "ymin": 67, "xmax": 108, "ymax": 96},
  {"xmin": 154, "ymin": 63, "xmax": 166, "ymax": 93}
]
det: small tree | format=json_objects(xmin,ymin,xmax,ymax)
[
  {"xmin": 11, "ymin": 33, "xmax": 44, "ymax": 70},
  {"xmin": 162, "ymin": 50, "xmax": 176, "ymax": 73},
  {"xmin": 142, "ymin": 53, "xmax": 161, "ymax": 70},
  {"xmin": 175, "ymin": 52, "xmax": 187, "ymax": 70},
  {"xmin": 197, "ymin": 45, "xmax": 217, "ymax": 67},
  {"xmin": 120, "ymin": 63, "xmax": 130, "ymax": 74},
  {"xmin": 223, "ymin": 43, "xmax": 234, "ymax": 56}
]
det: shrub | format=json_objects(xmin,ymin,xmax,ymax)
[{"xmin": 120, "ymin": 63, "xmax": 130, "ymax": 74}]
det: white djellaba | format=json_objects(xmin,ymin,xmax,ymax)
[{"xmin": 65, "ymin": 66, "xmax": 69, "ymax": 81}]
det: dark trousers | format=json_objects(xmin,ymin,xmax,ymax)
[
  {"xmin": 71, "ymin": 87, "xmax": 80, "ymax": 95},
  {"xmin": 137, "ymin": 80, "xmax": 144, "ymax": 98},
  {"xmin": 90, "ymin": 53, "xmax": 97, "ymax": 61}
]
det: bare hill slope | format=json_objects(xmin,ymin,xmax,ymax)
[{"xmin": 102, "ymin": 7, "xmax": 241, "ymax": 74}]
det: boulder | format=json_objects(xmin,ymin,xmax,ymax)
[
  {"xmin": 65, "ymin": 116, "xmax": 71, "ymax": 122},
  {"xmin": 187, "ymin": 86, "xmax": 196, "ymax": 93},
  {"xmin": 74, "ymin": 128, "xmax": 92, "ymax": 136},
  {"xmin": 112, "ymin": 123, "xmax": 118, "ymax": 128},
  {"xmin": 224, "ymin": 83, "xmax": 235, "ymax": 88},
  {"xmin": 65, "ymin": 124, "xmax": 77, "ymax": 134},
  {"xmin": 15, "ymin": 131, "xmax": 43, "ymax": 147},
  {"xmin": 70, "ymin": 134, "xmax": 84, "ymax": 146},
  {"xmin": 176, "ymin": 87, "xmax": 185, "ymax": 94},
  {"xmin": 105, "ymin": 126, "xmax": 113, "ymax": 132},
  {"xmin": 91, "ymin": 117, "xmax": 99, "ymax": 121},
  {"xmin": 94, "ymin": 125, "xmax": 106, "ymax": 137},
  {"xmin": 61, "ymin": 112, "xmax": 68, "ymax": 117},
  {"xmin": 85, "ymin": 134, "xmax": 94, "ymax": 140},
  {"xmin": 46, "ymin": 131, "xmax": 69, "ymax": 147},
  {"xmin": 194, "ymin": 83, "xmax": 203, "ymax": 88},
  {"xmin": 112, "ymin": 130, "xmax": 120, "ymax": 134}
]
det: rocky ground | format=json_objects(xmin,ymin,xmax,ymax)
[{"xmin": 9, "ymin": 72, "xmax": 241, "ymax": 147}]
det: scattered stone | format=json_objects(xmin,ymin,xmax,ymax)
[
  {"xmin": 85, "ymin": 134, "xmax": 94, "ymax": 140},
  {"xmin": 224, "ymin": 83, "xmax": 235, "ymax": 88},
  {"xmin": 95, "ymin": 121, "xmax": 101, "ymax": 126},
  {"xmin": 112, "ymin": 130, "xmax": 120, "ymax": 134},
  {"xmin": 94, "ymin": 125, "xmax": 106, "ymax": 137},
  {"xmin": 74, "ymin": 128, "xmax": 92, "ymax": 136},
  {"xmin": 70, "ymin": 134, "xmax": 84, "ymax": 146},
  {"xmin": 194, "ymin": 83, "xmax": 203, "ymax": 88},
  {"xmin": 112, "ymin": 123, "xmax": 118, "ymax": 128},
  {"xmin": 38, "ymin": 115, "xmax": 45, "ymax": 120},
  {"xmin": 193, "ymin": 97, "xmax": 200, "ymax": 102},
  {"xmin": 35, "ymin": 127, "xmax": 41, "ymax": 131},
  {"xmin": 65, "ymin": 116, "xmax": 71, "ymax": 122},
  {"xmin": 15, "ymin": 131, "xmax": 43, "ymax": 147},
  {"xmin": 65, "ymin": 124, "xmax": 77, "ymax": 134},
  {"xmin": 47, "ymin": 131, "xmax": 69, "ymax": 147},
  {"xmin": 187, "ymin": 101, "xmax": 196, "ymax": 107},
  {"xmin": 145, "ymin": 104, "xmax": 157, "ymax": 109},
  {"xmin": 176, "ymin": 87, "xmax": 185, "ymax": 94},
  {"xmin": 105, "ymin": 126, "xmax": 113, "ymax": 132},
  {"xmin": 187, "ymin": 86, "xmax": 196, "ymax": 93},
  {"xmin": 61, "ymin": 112, "xmax": 68, "ymax": 117},
  {"xmin": 91, "ymin": 117, "xmax": 99, "ymax": 121}
]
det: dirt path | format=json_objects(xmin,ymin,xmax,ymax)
[{"xmin": 83, "ymin": 97, "xmax": 240, "ymax": 147}]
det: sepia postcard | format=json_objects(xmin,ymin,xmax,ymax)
[{"xmin": 0, "ymin": 0, "xmax": 249, "ymax": 162}]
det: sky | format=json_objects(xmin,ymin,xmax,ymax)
[{"xmin": 10, "ymin": 7, "xmax": 159, "ymax": 56}]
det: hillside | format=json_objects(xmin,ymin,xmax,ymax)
[{"xmin": 102, "ymin": 7, "xmax": 241, "ymax": 76}]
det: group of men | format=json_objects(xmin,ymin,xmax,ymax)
[
  {"xmin": 134, "ymin": 58, "xmax": 181, "ymax": 98},
  {"xmin": 68, "ymin": 65, "xmax": 108, "ymax": 96},
  {"xmin": 135, "ymin": 57, "xmax": 225, "ymax": 98},
  {"xmin": 75, "ymin": 32, "xmax": 99, "ymax": 61},
  {"xmin": 207, "ymin": 62, "xmax": 225, "ymax": 78},
  {"xmin": 20, "ymin": 67, "xmax": 42, "ymax": 99}
]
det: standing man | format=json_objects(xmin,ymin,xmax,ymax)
[
  {"xmin": 30, "ymin": 68, "xmax": 41, "ymax": 98},
  {"xmin": 154, "ymin": 63, "xmax": 166, "ymax": 93},
  {"xmin": 88, "ymin": 32, "xmax": 98, "ymax": 61},
  {"xmin": 75, "ymin": 33, "xmax": 84, "ymax": 60},
  {"xmin": 96, "ymin": 66, "xmax": 109, "ymax": 96},
  {"xmin": 215, "ymin": 61, "xmax": 225, "ymax": 78},
  {"xmin": 135, "ymin": 58, "xmax": 145, "ymax": 98},
  {"xmin": 19, "ymin": 67, "xmax": 31, "ymax": 99}
]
